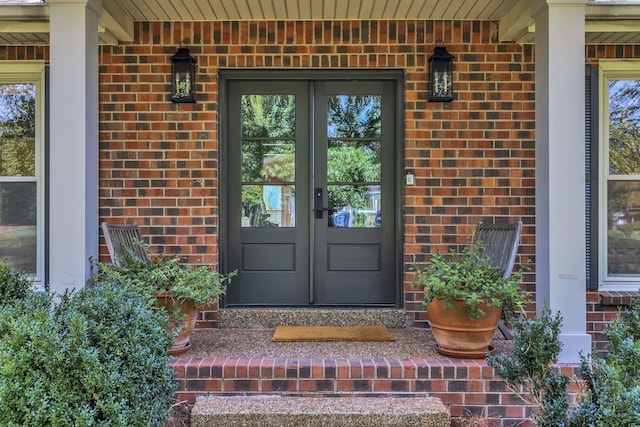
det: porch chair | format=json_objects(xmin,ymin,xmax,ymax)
[
  {"xmin": 473, "ymin": 221, "xmax": 523, "ymax": 340},
  {"xmin": 101, "ymin": 222, "xmax": 149, "ymax": 266}
]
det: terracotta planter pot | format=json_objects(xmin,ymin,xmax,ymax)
[
  {"xmin": 155, "ymin": 293, "xmax": 199, "ymax": 356},
  {"xmin": 426, "ymin": 298, "xmax": 502, "ymax": 359}
]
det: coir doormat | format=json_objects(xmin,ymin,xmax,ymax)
[{"xmin": 271, "ymin": 324, "xmax": 395, "ymax": 342}]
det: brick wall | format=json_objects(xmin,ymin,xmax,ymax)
[
  {"xmin": 97, "ymin": 20, "xmax": 536, "ymax": 327},
  {"xmin": 2, "ymin": 20, "xmax": 638, "ymax": 343}
]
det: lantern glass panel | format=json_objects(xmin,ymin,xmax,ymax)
[
  {"xmin": 428, "ymin": 47, "xmax": 454, "ymax": 102},
  {"xmin": 171, "ymin": 48, "xmax": 196, "ymax": 103}
]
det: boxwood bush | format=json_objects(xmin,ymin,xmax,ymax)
[
  {"xmin": 488, "ymin": 303, "xmax": 640, "ymax": 427},
  {"xmin": 0, "ymin": 281, "xmax": 176, "ymax": 426},
  {"xmin": 0, "ymin": 259, "xmax": 34, "ymax": 305}
]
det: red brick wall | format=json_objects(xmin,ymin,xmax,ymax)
[
  {"xmin": 0, "ymin": 46, "xmax": 47, "ymax": 60},
  {"xmin": 3, "ymin": 21, "xmax": 637, "ymax": 343},
  {"xmin": 97, "ymin": 20, "xmax": 536, "ymax": 327}
]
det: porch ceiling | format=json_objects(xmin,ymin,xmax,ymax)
[{"xmin": 0, "ymin": 0, "xmax": 639, "ymax": 45}]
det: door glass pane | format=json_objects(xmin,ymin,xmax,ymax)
[
  {"xmin": 0, "ymin": 182, "xmax": 36, "ymax": 273},
  {"xmin": 328, "ymin": 184, "xmax": 381, "ymax": 228},
  {"xmin": 242, "ymin": 140, "xmax": 295, "ymax": 182},
  {"xmin": 0, "ymin": 83, "xmax": 37, "ymax": 273},
  {"xmin": 242, "ymin": 95, "xmax": 295, "ymax": 138},
  {"xmin": 326, "ymin": 95, "xmax": 382, "ymax": 229},
  {"xmin": 242, "ymin": 184, "xmax": 295, "ymax": 228},
  {"xmin": 328, "ymin": 140, "xmax": 381, "ymax": 182},
  {"xmin": 241, "ymin": 94, "xmax": 296, "ymax": 227},
  {"xmin": 328, "ymin": 95, "xmax": 381, "ymax": 138}
]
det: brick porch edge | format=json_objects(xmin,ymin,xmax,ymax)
[{"xmin": 169, "ymin": 357, "xmax": 581, "ymax": 426}]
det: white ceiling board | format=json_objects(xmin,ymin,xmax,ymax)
[
  {"xmin": 0, "ymin": 0, "xmax": 638, "ymax": 45},
  {"xmin": 272, "ymin": 0, "xmax": 289, "ymax": 20}
]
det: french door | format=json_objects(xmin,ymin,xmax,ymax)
[{"xmin": 224, "ymin": 75, "xmax": 398, "ymax": 306}]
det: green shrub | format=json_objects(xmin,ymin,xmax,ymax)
[
  {"xmin": 0, "ymin": 282, "xmax": 176, "ymax": 427},
  {"xmin": 486, "ymin": 307, "xmax": 569, "ymax": 427},
  {"xmin": 0, "ymin": 259, "xmax": 34, "ymax": 305},
  {"xmin": 571, "ymin": 301, "xmax": 640, "ymax": 426},
  {"xmin": 487, "ymin": 302, "xmax": 640, "ymax": 427}
]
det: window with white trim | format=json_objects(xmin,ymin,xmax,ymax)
[
  {"xmin": 0, "ymin": 62, "xmax": 45, "ymax": 285},
  {"xmin": 600, "ymin": 61, "xmax": 640, "ymax": 288}
]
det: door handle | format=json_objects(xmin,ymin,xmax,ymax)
[
  {"xmin": 314, "ymin": 207, "xmax": 335, "ymax": 218},
  {"xmin": 314, "ymin": 188, "xmax": 334, "ymax": 218}
]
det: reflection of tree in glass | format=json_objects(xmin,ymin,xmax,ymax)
[
  {"xmin": 328, "ymin": 145, "xmax": 379, "ymax": 209},
  {"xmin": 241, "ymin": 95, "xmax": 295, "ymax": 138},
  {"xmin": 607, "ymin": 81, "xmax": 640, "ymax": 263},
  {"xmin": 327, "ymin": 95, "xmax": 381, "ymax": 210},
  {"xmin": 241, "ymin": 95, "xmax": 295, "ymax": 226},
  {"xmin": 241, "ymin": 95, "xmax": 295, "ymax": 181},
  {"xmin": 328, "ymin": 95, "xmax": 381, "ymax": 139},
  {"xmin": 607, "ymin": 182, "xmax": 640, "ymax": 274},
  {"xmin": 0, "ymin": 84, "xmax": 36, "ymax": 177},
  {"xmin": 0, "ymin": 183, "xmax": 36, "ymax": 225},
  {"xmin": 609, "ymin": 80, "xmax": 640, "ymax": 175}
]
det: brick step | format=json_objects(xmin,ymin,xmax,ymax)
[
  {"xmin": 170, "ymin": 355, "xmax": 572, "ymax": 425},
  {"xmin": 191, "ymin": 395, "xmax": 450, "ymax": 427},
  {"xmin": 217, "ymin": 308, "xmax": 407, "ymax": 329}
]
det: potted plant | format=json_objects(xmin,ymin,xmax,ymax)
[
  {"xmin": 412, "ymin": 241, "xmax": 529, "ymax": 359},
  {"xmin": 95, "ymin": 244, "xmax": 236, "ymax": 355}
]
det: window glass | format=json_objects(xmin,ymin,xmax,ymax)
[{"xmin": 0, "ymin": 82, "xmax": 38, "ymax": 274}]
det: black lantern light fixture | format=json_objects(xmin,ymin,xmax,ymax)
[
  {"xmin": 428, "ymin": 46, "xmax": 454, "ymax": 102},
  {"xmin": 170, "ymin": 47, "xmax": 196, "ymax": 103}
]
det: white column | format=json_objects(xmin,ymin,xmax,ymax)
[
  {"xmin": 534, "ymin": 0, "xmax": 591, "ymax": 362},
  {"xmin": 48, "ymin": 0, "xmax": 101, "ymax": 294}
]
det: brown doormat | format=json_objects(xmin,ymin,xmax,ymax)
[{"xmin": 271, "ymin": 324, "xmax": 395, "ymax": 342}]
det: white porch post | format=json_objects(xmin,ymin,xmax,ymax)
[
  {"xmin": 48, "ymin": 0, "xmax": 101, "ymax": 294},
  {"xmin": 534, "ymin": 0, "xmax": 591, "ymax": 362}
]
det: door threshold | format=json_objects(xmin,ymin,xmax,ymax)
[{"xmin": 217, "ymin": 307, "xmax": 407, "ymax": 329}]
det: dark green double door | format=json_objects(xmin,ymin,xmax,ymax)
[{"xmin": 224, "ymin": 76, "xmax": 398, "ymax": 306}]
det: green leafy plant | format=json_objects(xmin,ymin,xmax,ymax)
[
  {"xmin": 487, "ymin": 302, "xmax": 640, "ymax": 427},
  {"xmin": 486, "ymin": 307, "xmax": 569, "ymax": 427},
  {"xmin": 0, "ymin": 259, "xmax": 34, "ymax": 305},
  {"xmin": 0, "ymin": 282, "xmax": 176, "ymax": 426},
  {"xmin": 571, "ymin": 300, "xmax": 640, "ymax": 426},
  {"xmin": 95, "ymin": 242, "xmax": 236, "ymax": 319},
  {"xmin": 412, "ymin": 242, "xmax": 529, "ymax": 319}
]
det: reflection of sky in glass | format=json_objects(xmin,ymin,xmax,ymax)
[
  {"xmin": 609, "ymin": 80, "xmax": 640, "ymax": 125},
  {"xmin": 327, "ymin": 95, "xmax": 381, "ymax": 138},
  {"xmin": 0, "ymin": 84, "xmax": 35, "ymax": 122}
]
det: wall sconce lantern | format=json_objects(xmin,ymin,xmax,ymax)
[
  {"xmin": 170, "ymin": 47, "xmax": 196, "ymax": 103},
  {"xmin": 428, "ymin": 46, "xmax": 454, "ymax": 102}
]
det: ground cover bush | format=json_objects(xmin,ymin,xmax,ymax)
[{"xmin": 0, "ymin": 279, "xmax": 176, "ymax": 426}]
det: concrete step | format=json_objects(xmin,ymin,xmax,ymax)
[
  {"xmin": 191, "ymin": 395, "xmax": 450, "ymax": 427},
  {"xmin": 217, "ymin": 308, "xmax": 408, "ymax": 329}
]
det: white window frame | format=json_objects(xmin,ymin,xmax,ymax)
[
  {"xmin": 0, "ymin": 61, "xmax": 45, "ymax": 286},
  {"xmin": 599, "ymin": 60, "xmax": 640, "ymax": 289}
]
